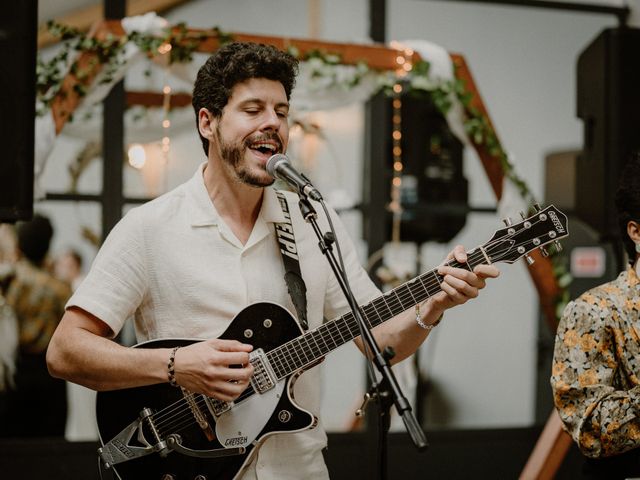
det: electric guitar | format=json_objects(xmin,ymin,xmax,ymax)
[{"xmin": 96, "ymin": 205, "xmax": 569, "ymax": 480}]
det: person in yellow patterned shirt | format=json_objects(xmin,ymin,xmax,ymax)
[
  {"xmin": 0, "ymin": 215, "xmax": 71, "ymax": 437},
  {"xmin": 551, "ymin": 155, "xmax": 640, "ymax": 478}
]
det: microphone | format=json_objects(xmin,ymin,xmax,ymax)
[{"xmin": 266, "ymin": 154, "xmax": 323, "ymax": 201}]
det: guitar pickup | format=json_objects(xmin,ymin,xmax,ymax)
[
  {"xmin": 249, "ymin": 348, "xmax": 277, "ymax": 394},
  {"xmin": 205, "ymin": 396, "xmax": 233, "ymax": 418}
]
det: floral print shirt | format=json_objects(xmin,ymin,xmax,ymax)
[
  {"xmin": 551, "ymin": 266, "xmax": 640, "ymax": 458},
  {"xmin": 5, "ymin": 260, "xmax": 71, "ymax": 355}
]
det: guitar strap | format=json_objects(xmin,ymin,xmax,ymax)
[{"xmin": 274, "ymin": 190, "xmax": 309, "ymax": 331}]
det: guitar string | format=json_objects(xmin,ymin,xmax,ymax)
[
  {"xmin": 266, "ymin": 255, "xmax": 477, "ymax": 376},
  {"xmin": 265, "ymin": 248, "xmax": 489, "ymax": 375},
  {"xmin": 265, "ymin": 221, "xmax": 549, "ymax": 376},
  {"xmin": 148, "ymin": 224, "xmax": 551, "ymax": 436},
  {"xmin": 265, "ymin": 243, "xmax": 505, "ymax": 372},
  {"xmin": 265, "ymin": 220, "xmax": 549, "ymax": 382}
]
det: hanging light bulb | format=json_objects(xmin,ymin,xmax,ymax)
[{"xmin": 128, "ymin": 143, "xmax": 146, "ymax": 169}]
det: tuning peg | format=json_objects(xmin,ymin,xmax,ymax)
[
  {"xmin": 539, "ymin": 246, "xmax": 549, "ymax": 257},
  {"xmin": 519, "ymin": 211, "xmax": 527, "ymax": 220},
  {"xmin": 533, "ymin": 203, "xmax": 542, "ymax": 212},
  {"xmin": 503, "ymin": 217, "xmax": 513, "ymax": 227},
  {"xmin": 554, "ymin": 241, "xmax": 563, "ymax": 253},
  {"xmin": 525, "ymin": 254, "xmax": 535, "ymax": 265}
]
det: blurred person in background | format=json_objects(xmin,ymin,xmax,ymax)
[
  {"xmin": 54, "ymin": 248, "xmax": 85, "ymax": 292},
  {"xmin": 0, "ymin": 214, "xmax": 71, "ymax": 437},
  {"xmin": 0, "ymin": 225, "xmax": 18, "ymax": 398}
]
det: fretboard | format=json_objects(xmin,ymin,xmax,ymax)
[{"xmin": 266, "ymin": 248, "xmax": 489, "ymax": 379}]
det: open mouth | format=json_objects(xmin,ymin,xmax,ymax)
[
  {"xmin": 246, "ymin": 135, "xmax": 282, "ymax": 159},
  {"xmin": 249, "ymin": 142, "xmax": 279, "ymax": 156}
]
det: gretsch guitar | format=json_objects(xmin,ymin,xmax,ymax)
[{"xmin": 96, "ymin": 205, "xmax": 569, "ymax": 480}]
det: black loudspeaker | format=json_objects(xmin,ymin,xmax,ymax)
[
  {"xmin": 0, "ymin": 1, "xmax": 37, "ymax": 223},
  {"xmin": 390, "ymin": 94, "xmax": 468, "ymax": 243},
  {"xmin": 575, "ymin": 27, "xmax": 640, "ymax": 240}
]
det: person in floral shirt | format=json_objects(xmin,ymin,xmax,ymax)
[{"xmin": 551, "ymin": 156, "xmax": 640, "ymax": 477}]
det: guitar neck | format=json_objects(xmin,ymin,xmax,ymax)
[{"xmin": 266, "ymin": 247, "xmax": 490, "ymax": 379}]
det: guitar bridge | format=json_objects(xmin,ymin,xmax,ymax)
[
  {"xmin": 98, "ymin": 407, "xmax": 168, "ymax": 468},
  {"xmin": 249, "ymin": 348, "xmax": 277, "ymax": 393}
]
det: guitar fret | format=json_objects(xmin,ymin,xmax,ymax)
[
  {"xmin": 397, "ymin": 285, "xmax": 413, "ymax": 311},
  {"xmin": 345, "ymin": 316, "xmax": 360, "ymax": 335},
  {"xmin": 333, "ymin": 321, "xmax": 347, "ymax": 344},
  {"xmin": 376, "ymin": 295, "xmax": 394, "ymax": 320},
  {"xmin": 317, "ymin": 326, "xmax": 331, "ymax": 352},
  {"xmin": 392, "ymin": 289, "xmax": 403, "ymax": 313},
  {"xmin": 279, "ymin": 348, "xmax": 291, "ymax": 372},
  {"xmin": 290, "ymin": 339, "xmax": 303, "ymax": 366},
  {"xmin": 361, "ymin": 304, "xmax": 378, "ymax": 329},
  {"xmin": 308, "ymin": 330, "xmax": 322, "ymax": 358},
  {"xmin": 405, "ymin": 280, "xmax": 419, "ymax": 305},
  {"xmin": 269, "ymin": 353, "xmax": 283, "ymax": 377},
  {"xmin": 290, "ymin": 340, "xmax": 304, "ymax": 365},
  {"xmin": 298, "ymin": 338, "xmax": 311, "ymax": 364},
  {"xmin": 407, "ymin": 283, "xmax": 422, "ymax": 306},
  {"xmin": 417, "ymin": 275, "xmax": 431, "ymax": 300},
  {"xmin": 423, "ymin": 270, "xmax": 443, "ymax": 297},
  {"xmin": 305, "ymin": 335, "xmax": 320, "ymax": 361},
  {"xmin": 321, "ymin": 324, "xmax": 338, "ymax": 351}
]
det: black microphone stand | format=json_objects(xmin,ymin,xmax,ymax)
[{"xmin": 297, "ymin": 195, "xmax": 428, "ymax": 480}]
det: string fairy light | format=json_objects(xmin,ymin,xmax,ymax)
[
  {"xmin": 159, "ymin": 43, "xmax": 173, "ymax": 193},
  {"xmin": 388, "ymin": 43, "xmax": 414, "ymax": 243}
]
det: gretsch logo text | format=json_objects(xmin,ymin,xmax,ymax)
[
  {"xmin": 548, "ymin": 211, "xmax": 565, "ymax": 234},
  {"xmin": 112, "ymin": 440, "xmax": 135, "ymax": 458},
  {"xmin": 224, "ymin": 436, "xmax": 248, "ymax": 447}
]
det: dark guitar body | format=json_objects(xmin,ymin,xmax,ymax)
[{"xmin": 96, "ymin": 302, "xmax": 316, "ymax": 480}]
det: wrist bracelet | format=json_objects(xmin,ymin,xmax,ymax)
[
  {"xmin": 167, "ymin": 346, "xmax": 180, "ymax": 387},
  {"xmin": 415, "ymin": 304, "xmax": 443, "ymax": 330}
]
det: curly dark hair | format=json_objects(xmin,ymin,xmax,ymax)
[
  {"xmin": 192, "ymin": 42, "xmax": 299, "ymax": 156},
  {"xmin": 615, "ymin": 154, "xmax": 640, "ymax": 264}
]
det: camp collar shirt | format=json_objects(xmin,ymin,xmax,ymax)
[
  {"xmin": 68, "ymin": 163, "xmax": 380, "ymax": 479},
  {"xmin": 551, "ymin": 266, "xmax": 640, "ymax": 458}
]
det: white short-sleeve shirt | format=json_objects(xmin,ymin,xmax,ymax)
[{"xmin": 68, "ymin": 163, "xmax": 380, "ymax": 479}]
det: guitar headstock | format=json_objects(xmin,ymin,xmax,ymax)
[{"xmin": 482, "ymin": 205, "xmax": 569, "ymax": 264}]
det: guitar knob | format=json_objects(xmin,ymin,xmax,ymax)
[
  {"xmin": 503, "ymin": 217, "xmax": 513, "ymax": 227},
  {"xmin": 519, "ymin": 211, "xmax": 527, "ymax": 220},
  {"xmin": 554, "ymin": 241, "xmax": 563, "ymax": 253},
  {"xmin": 533, "ymin": 203, "xmax": 542, "ymax": 212},
  {"xmin": 525, "ymin": 254, "xmax": 535, "ymax": 266},
  {"xmin": 539, "ymin": 246, "xmax": 549, "ymax": 258}
]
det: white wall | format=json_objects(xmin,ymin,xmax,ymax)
[{"xmin": 38, "ymin": 0, "xmax": 617, "ymax": 434}]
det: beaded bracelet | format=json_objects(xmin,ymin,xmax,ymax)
[
  {"xmin": 167, "ymin": 346, "xmax": 180, "ymax": 387},
  {"xmin": 415, "ymin": 304, "xmax": 443, "ymax": 330}
]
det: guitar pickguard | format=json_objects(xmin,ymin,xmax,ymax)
[{"xmin": 215, "ymin": 378, "xmax": 286, "ymax": 448}]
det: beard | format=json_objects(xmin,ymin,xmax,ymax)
[{"xmin": 215, "ymin": 126, "xmax": 277, "ymax": 188}]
